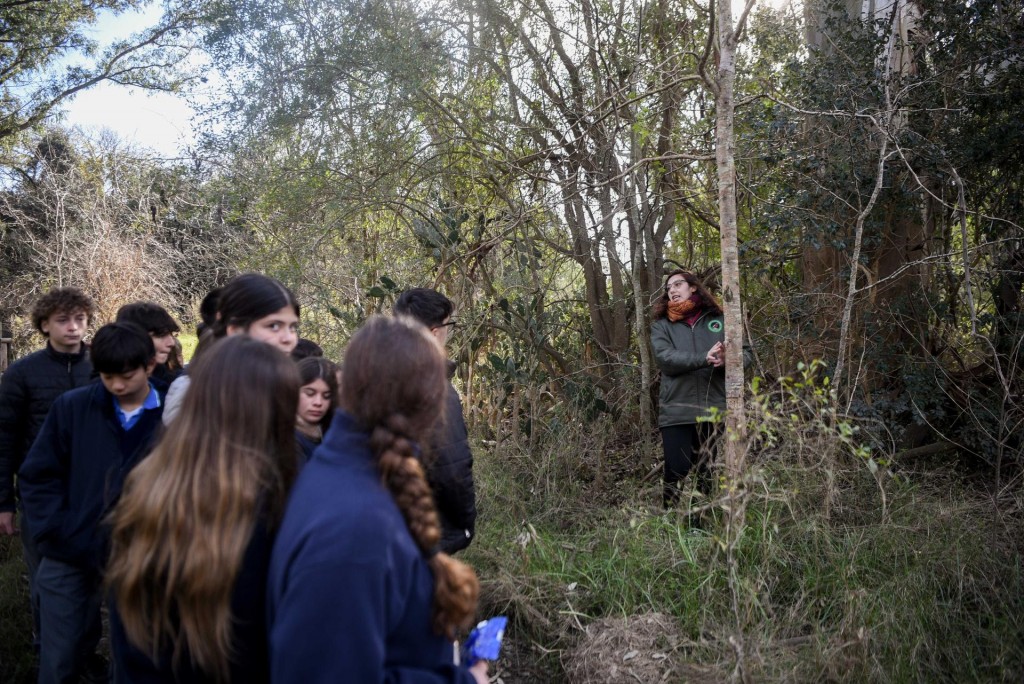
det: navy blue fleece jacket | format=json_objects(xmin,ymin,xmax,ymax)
[
  {"xmin": 267, "ymin": 411, "xmax": 476, "ymax": 684},
  {"xmin": 18, "ymin": 380, "xmax": 163, "ymax": 570}
]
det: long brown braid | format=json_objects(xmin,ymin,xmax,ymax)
[{"xmin": 341, "ymin": 315, "xmax": 479, "ymax": 638}]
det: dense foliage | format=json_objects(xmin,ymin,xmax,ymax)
[{"xmin": 0, "ymin": 1, "xmax": 1021, "ymax": 680}]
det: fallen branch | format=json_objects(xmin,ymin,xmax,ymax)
[{"xmin": 894, "ymin": 441, "xmax": 956, "ymax": 460}]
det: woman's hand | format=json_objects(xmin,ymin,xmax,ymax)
[
  {"xmin": 469, "ymin": 660, "xmax": 489, "ymax": 683},
  {"xmin": 706, "ymin": 341, "xmax": 724, "ymax": 367}
]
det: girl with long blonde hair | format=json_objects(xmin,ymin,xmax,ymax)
[
  {"xmin": 267, "ymin": 315, "xmax": 487, "ymax": 683},
  {"xmin": 106, "ymin": 335, "xmax": 300, "ymax": 683}
]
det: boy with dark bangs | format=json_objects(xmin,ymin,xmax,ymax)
[
  {"xmin": 19, "ymin": 322, "xmax": 164, "ymax": 684},
  {"xmin": 0, "ymin": 287, "xmax": 95, "ymax": 660}
]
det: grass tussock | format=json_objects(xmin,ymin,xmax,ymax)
[
  {"xmin": 0, "ymin": 535, "xmax": 34, "ymax": 684},
  {"xmin": 465, "ymin": 378, "xmax": 1024, "ymax": 683}
]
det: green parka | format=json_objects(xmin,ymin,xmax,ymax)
[{"xmin": 651, "ymin": 312, "xmax": 752, "ymax": 428}]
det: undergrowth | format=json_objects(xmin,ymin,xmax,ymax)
[
  {"xmin": 465, "ymin": 371, "xmax": 1024, "ymax": 682},
  {"xmin": 2, "ymin": 367, "xmax": 1020, "ymax": 682},
  {"xmin": 0, "ymin": 535, "xmax": 34, "ymax": 683}
]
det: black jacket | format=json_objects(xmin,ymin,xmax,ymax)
[
  {"xmin": 0, "ymin": 342, "xmax": 92, "ymax": 512},
  {"xmin": 427, "ymin": 364, "xmax": 477, "ymax": 555},
  {"xmin": 18, "ymin": 381, "xmax": 164, "ymax": 570}
]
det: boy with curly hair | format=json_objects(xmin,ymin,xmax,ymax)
[{"xmin": 0, "ymin": 286, "xmax": 95, "ymax": 659}]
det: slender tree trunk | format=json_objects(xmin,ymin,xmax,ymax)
[
  {"xmin": 833, "ymin": 137, "xmax": 891, "ymax": 394},
  {"xmin": 715, "ymin": 2, "xmax": 753, "ymax": 682},
  {"xmin": 715, "ymin": 0, "xmax": 748, "ymax": 467}
]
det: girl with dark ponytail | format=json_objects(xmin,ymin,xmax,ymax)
[
  {"xmin": 267, "ymin": 316, "xmax": 487, "ymax": 684},
  {"xmin": 163, "ymin": 273, "xmax": 299, "ymax": 424}
]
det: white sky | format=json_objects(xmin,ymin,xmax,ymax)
[
  {"xmin": 56, "ymin": 1, "xmax": 199, "ymax": 159},
  {"xmin": 56, "ymin": 0, "xmax": 798, "ymax": 160}
]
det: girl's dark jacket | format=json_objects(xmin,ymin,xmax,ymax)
[
  {"xmin": 267, "ymin": 411, "xmax": 476, "ymax": 683},
  {"xmin": 110, "ymin": 518, "xmax": 273, "ymax": 684},
  {"xmin": 651, "ymin": 311, "xmax": 753, "ymax": 428}
]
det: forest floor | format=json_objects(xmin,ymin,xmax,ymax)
[{"xmin": 3, "ymin": 435, "xmax": 1022, "ymax": 682}]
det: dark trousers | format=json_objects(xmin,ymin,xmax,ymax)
[
  {"xmin": 36, "ymin": 557, "xmax": 103, "ymax": 684},
  {"xmin": 660, "ymin": 423, "xmax": 720, "ymax": 509}
]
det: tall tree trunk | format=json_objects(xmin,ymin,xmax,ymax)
[
  {"xmin": 715, "ymin": 1, "xmax": 754, "ymax": 682},
  {"xmin": 715, "ymin": 0, "xmax": 748, "ymax": 470}
]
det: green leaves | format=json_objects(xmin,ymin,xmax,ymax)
[
  {"xmin": 366, "ymin": 275, "xmax": 400, "ymax": 299},
  {"xmin": 0, "ymin": 1, "xmax": 198, "ymax": 147}
]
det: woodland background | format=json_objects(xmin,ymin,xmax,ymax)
[{"xmin": 1, "ymin": 0, "xmax": 1022, "ymax": 681}]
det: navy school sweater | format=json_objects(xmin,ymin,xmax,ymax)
[
  {"xmin": 267, "ymin": 411, "xmax": 477, "ymax": 684},
  {"xmin": 18, "ymin": 380, "xmax": 164, "ymax": 571},
  {"xmin": 110, "ymin": 519, "xmax": 273, "ymax": 684}
]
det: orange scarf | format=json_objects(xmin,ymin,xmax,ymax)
[{"xmin": 667, "ymin": 295, "xmax": 702, "ymax": 323}]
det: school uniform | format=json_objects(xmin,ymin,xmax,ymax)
[
  {"xmin": 109, "ymin": 520, "xmax": 273, "ymax": 684},
  {"xmin": 0, "ymin": 341, "xmax": 93, "ymax": 650},
  {"xmin": 267, "ymin": 411, "xmax": 476, "ymax": 684},
  {"xmin": 19, "ymin": 380, "xmax": 163, "ymax": 684}
]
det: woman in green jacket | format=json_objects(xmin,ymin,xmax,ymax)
[{"xmin": 650, "ymin": 270, "xmax": 748, "ymax": 509}]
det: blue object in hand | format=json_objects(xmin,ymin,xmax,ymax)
[{"xmin": 462, "ymin": 616, "xmax": 508, "ymax": 666}]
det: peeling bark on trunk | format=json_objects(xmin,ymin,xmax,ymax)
[{"xmin": 715, "ymin": 0, "xmax": 748, "ymax": 466}]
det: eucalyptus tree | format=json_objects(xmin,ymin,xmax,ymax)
[{"xmin": 744, "ymin": 0, "xmax": 1024, "ymax": 463}]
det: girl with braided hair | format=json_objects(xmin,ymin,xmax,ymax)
[{"xmin": 267, "ymin": 315, "xmax": 487, "ymax": 684}]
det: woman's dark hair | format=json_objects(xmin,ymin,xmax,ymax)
[
  {"xmin": 296, "ymin": 356, "xmax": 339, "ymax": 430},
  {"xmin": 651, "ymin": 269, "xmax": 723, "ymax": 320},
  {"xmin": 107, "ymin": 335, "xmax": 300, "ymax": 680},
  {"xmin": 193, "ymin": 274, "xmax": 299, "ymax": 361},
  {"xmin": 90, "ymin": 322, "xmax": 155, "ymax": 374},
  {"xmin": 31, "ymin": 287, "xmax": 94, "ymax": 334},
  {"xmin": 116, "ymin": 302, "xmax": 180, "ymax": 337},
  {"xmin": 340, "ymin": 315, "xmax": 478, "ymax": 638}
]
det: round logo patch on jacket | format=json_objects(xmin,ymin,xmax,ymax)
[{"xmin": 707, "ymin": 320, "xmax": 723, "ymax": 333}]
